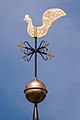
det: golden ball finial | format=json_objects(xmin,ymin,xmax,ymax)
[{"xmin": 24, "ymin": 79, "xmax": 48, "ymax": 103}]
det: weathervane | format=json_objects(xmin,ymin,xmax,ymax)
[{"xmin": 17, "ymin": 8, "xmax": 66, "ymax": 120}]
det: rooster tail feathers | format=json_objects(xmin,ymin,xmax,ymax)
[{"xmin": 42, "ymin": 8, "xmax": 66, "ymax": 28}]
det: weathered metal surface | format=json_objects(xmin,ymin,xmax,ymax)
[{"xmin": 24, "ymin": 79, "xmax": 47, "ymax": 103}]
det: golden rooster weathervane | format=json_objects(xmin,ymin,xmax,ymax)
[
  {"xmin": 17, "ymin": 8, "xmax": 66, "ymax": 120},
  {"xmin": 23, "ymin": 8, "xmax": 66, "ymax": 38}
]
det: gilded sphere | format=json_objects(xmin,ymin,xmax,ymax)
[{"xmin": 24, "ymin": 79, "xmax": 48, "ymax": 103}]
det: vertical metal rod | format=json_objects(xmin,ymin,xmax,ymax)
[
  {"xmin": 35, "ymin": 37, "xmax": 37, "ymax": 79},
  {"xmin": 33, "ymin": 103, "xmax": 39, "ymax": 120}
]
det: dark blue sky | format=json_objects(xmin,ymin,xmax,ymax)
[{"xmin": 0, "ymin": 0, "xmax": 80, "ymax": 120}]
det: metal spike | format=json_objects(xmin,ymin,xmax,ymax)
[{"xmin": 33, "ymin": 104, "xmax": 39, "ymax": 120}]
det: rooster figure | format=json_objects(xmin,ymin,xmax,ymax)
[{"xmin": 23, "ymin": 8, "xmax": 66, "ymax": 38}]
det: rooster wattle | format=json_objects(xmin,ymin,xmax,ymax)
[{"xmin": 23, "ymin": 8, "xmax": 66, "ymax": 38}]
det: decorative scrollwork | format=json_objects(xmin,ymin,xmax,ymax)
[
  {"xmin": 39, "ymin": 52, "xmax": 48, "ymax": 60},
  {"xmin": 17, "ymin": 39, "xmax": 53, "ymax": 61},
  {"xmin": 27, "ymin": 52, "xmax": 34, "ymax": 61},
  {"xmin": 38, "ymin": 40, "xmax": 45, "ymax": 49},
  {"xmin": 24, "ymin": 41, "xmax": 34, "ymax": 50}
]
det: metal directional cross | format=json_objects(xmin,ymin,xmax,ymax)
[{"xmin": 17, "ymin": 37, "xmax": 53, "ymax": 78}]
